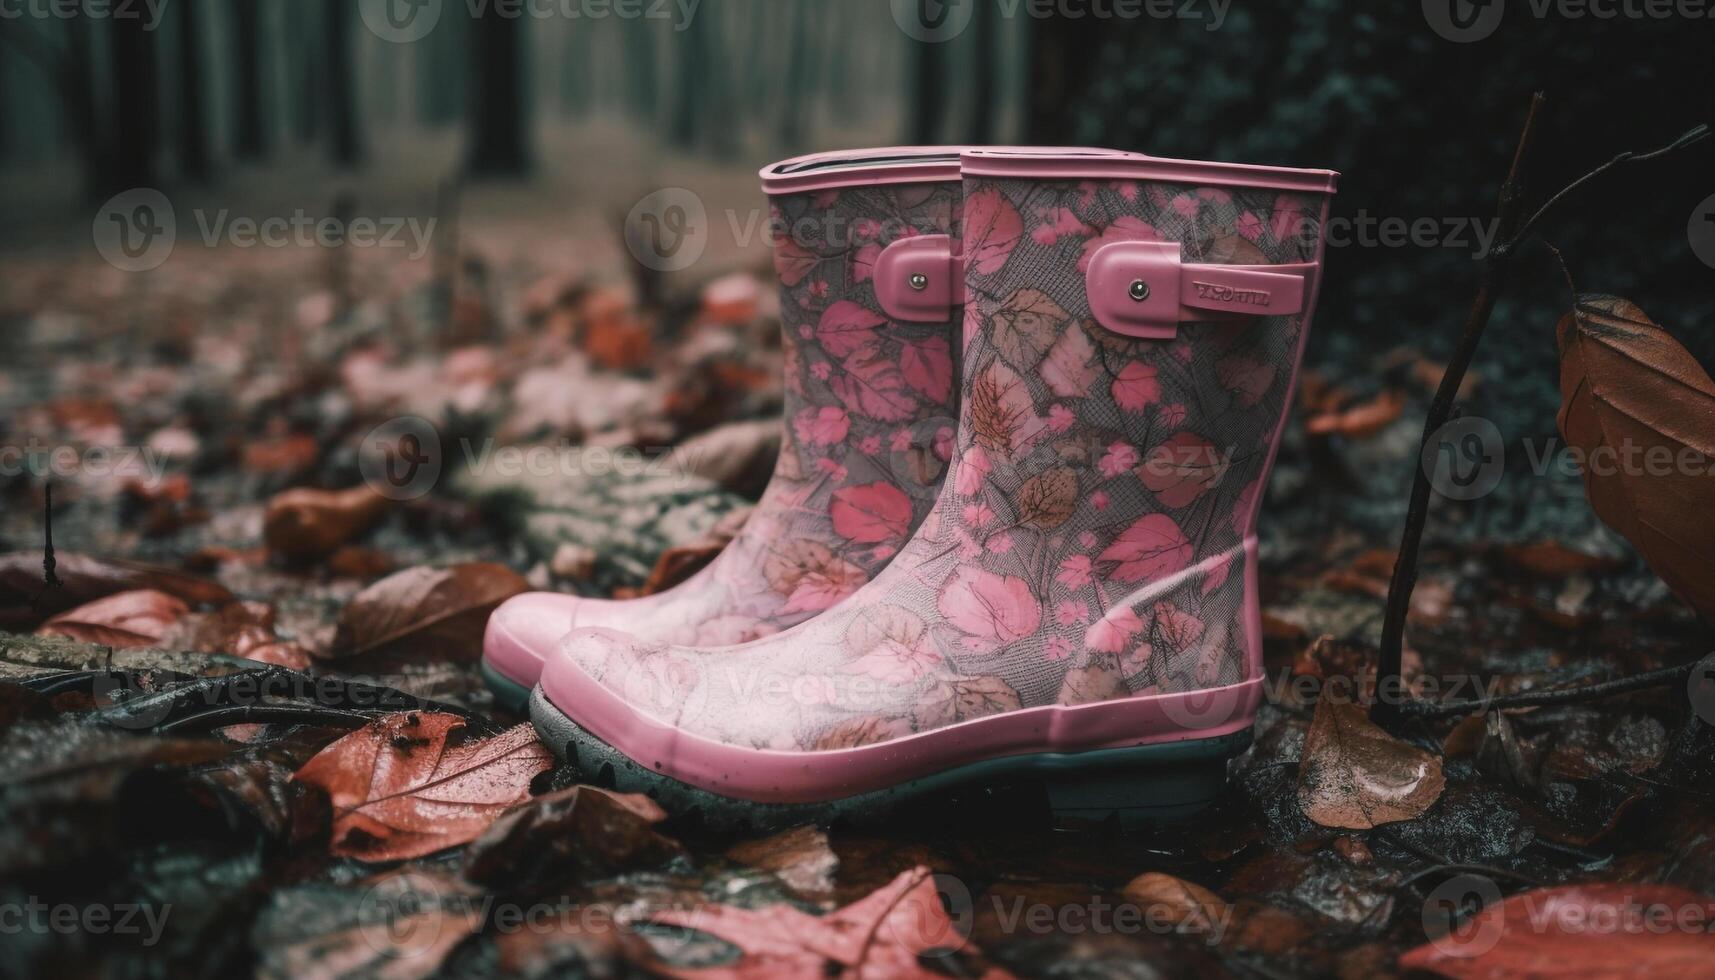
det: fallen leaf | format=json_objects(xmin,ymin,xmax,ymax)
[
  {"xmin": 1297, "ymin": 698, "xmax": 1445, "ymax": 829},
  {"xmin": 463, "ymin": 784, "xmax": 681, "ymax": 889},
  {"xmin": 1401, "ymin": 883, "xmax": 1715, "ymax": 979},
  {"xmin": 255, "ymin": 869, "xmax": 483, "ymax": 980},
  {"xmin": 725, "ymin": 825, "xmax": 839, "ymax": 898},
  {"xmin": 37, "ymin": 590, "xmax": 188, "ymax": 648},
  {"xmin": 292, "ymin": 712, "xmax": 552, "ymax": 861},
  {"xmin": 1121, "ymin": 872, "xmax": 1230, "ymax": 936},
  {"xmin": 1556, "ymin": 296, "xmax": 1715, "ymax": 620},
  {"xmin": 0, "ymin": 552, "xmax": 231, "ymax": 630},
  {"xmin": 263, "ymin": 485, "xmax": 390, "ymax": 563},
  {"xmin": 1305, "ymin": 389, "xmax": 1405, "ymax": 439},
  {"xmin": 645, "ymin": 866, "xmax": 985, "ymax": 979},
  {"xmin": 1498, "ymin": 541, "xmax": 1622, "ymax": 579},
  {"xmin": 331, "ymin": 563, "xmax": 529, "ymax": 662}
]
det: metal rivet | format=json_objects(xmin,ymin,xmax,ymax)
[
  {"xmin": 1128, "ymin": 279, "xmax": 1151, "ymax": 301},
  {"xmin": 909, "ymin": 273, "xmax": 930, "ymax": 291}
]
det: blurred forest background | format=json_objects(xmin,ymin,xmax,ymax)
[{"xmin": 2, "ymin": 0, "xmax": 1711, "ymax": 351}]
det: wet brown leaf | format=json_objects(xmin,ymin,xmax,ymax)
[
  {"xmin": 725, "ymin": 825, "xmax": 839, "ymax": 899},
  {"xmin": 331, "ymin": 562, "xmax": 529, "ymax": 662},
  {"xmin": 37, "ymin": 589, "xmax": 189, "ymax": 648},
  {"xmin": 292, "ymin": 712, "xmax": 552, "ymax": 862},
  {"xmin": 1556, "ymin": 295, "xmax": 1715, "ymax": 620},
  {"xmin": 1121, "ymin": 872, "xmax": 1230, "ymax": 936},
  {"xmin": 463, "ymin": 784, "xmax": 681, "ymax": 888},
  {"xmin": 1297, "ymin": 698, "xmax": 1445, "ymax": 830},
  {"xmin": 263, "ymin": 485, "xmax": 391, "ymax": 563},
  {"xmin": 0, "ymin": 552, "xmax": 231, "ymax": 630}
]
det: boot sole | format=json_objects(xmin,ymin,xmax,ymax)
[
  {"xmin": 481, "ymin": 659, "xmax": 534, "ymax": 715},
  {"xmin": 528, "ymin": 686, "xmax": 1250, "ymax": 835}
]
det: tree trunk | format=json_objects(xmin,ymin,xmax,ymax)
[
  {"xmin": 232, "ymin": 0, "xmax": 267, "ymax": 161},
  {"xmin": 777, "ymin": 2, "xmax": 810, "ymax": 146},
  {"xmin": 1024, "ymin": 17, "xmax": 1106, "ymax": 144},
  {"xmin": 907, "ymin": 37, "xmax": 945, "ymax": 145},
  {"xmin": 175, "ymin": 0, "xmax": 211, "ymax": 180},
  {"xmin": 466, "ymin": 5, "xmax": 530, "ymax": 177},
  {"xmin": 110, "ymin": 4, "xmax": 159, "ymax": 191},
  {"xmin": 324, "ymin": 0, "xmax": 362, "ymax": 167},
  {"xmin": 966, "ymin": 5, "xmax": 997, "ymax": 145},
  {"xmin": 624, "ymin": 20, "xmax": 658, "ymax": 122}
]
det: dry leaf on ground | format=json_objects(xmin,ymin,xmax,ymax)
[{"xmin": 1297, "ymin": 698, "xmax": 1446, "ymax": 829}]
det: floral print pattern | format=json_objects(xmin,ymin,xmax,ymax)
[
  {"xmin": 555, "ymin": 182, "xmax": 962, "ymax": 647},
  {"xmin": 555, "ymin": 173, "xmax": 1329, "ymax": 752}
]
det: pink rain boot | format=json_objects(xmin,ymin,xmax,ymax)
[
  {"xmin": 482, "ymin": 148, "xmax": 969, "ymax": 709},
  {"xmin": 534, "ymin": 147, "xmax": 1337, "ymax": 830}
]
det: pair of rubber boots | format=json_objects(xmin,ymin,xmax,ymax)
[{"xmin": 484, "ymin": 146, "xmax": 1338, "ymax": 830}]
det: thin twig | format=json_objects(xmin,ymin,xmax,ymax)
[
  {"xmin": 1399, "ymin": 659, "xmax": 1703, "ymax": 719},
  {"xmin": 1372, "ymin": 97, "xmax": 1712, "ymax": 729}
]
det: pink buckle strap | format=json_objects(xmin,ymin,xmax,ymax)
[
  {"xmin": 1087, "ymin": 240, "xmax": 1313, "ymax": 341},
  {"xmin": 874, "ymin": 234, "xmax": 958, "ymax": 323}
]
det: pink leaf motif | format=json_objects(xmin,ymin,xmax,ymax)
[
  {"xmin": 1099, "ymin": 441, "xmax": 1139, "ymax": 479},
  {"xmin": 964, "ymin": 187, "xmax": 1024, "ymax": 276},
  {"xmin": 1139, "ymin": 432, "xmax": 1230, "ymax": 509},
  {"xmin": 1086, "ymin": 606, "xmax": 1143, "ymax": 654},
  {"xmin": 1159, "ymin": 403, "xmax": 1188, "ymax": 429},
  {"xmin": 774, "ymin": 236, "xmax": 819, "ymax": 287},
  {"xmin": 900, "ymin": 336, "xmax": 953, "ymax": 404},
  {"xmin": 852, "ymin": 242, "xmax": 881, "ymax": 284},
  {"xmin": 955, "ymin": 446, "xmax": 991, "ymax": 496},
  {"xmin": 1216, "ymin": 352, "xmax": 1277, "ymax": 408},
  {"xmin": 1041, "ymin": 323, "xmax": 1100, "ymax": 398},
  {"xmin": 846, "ymin": 606, "xmax": 939, "ymax": 683},
  {"xmin": 1055, "ymin": 554, "xmax": 1094, "ymax": 591},
  {"xmin": 1098, "ymin": 514, "xmax": 1192, "ymax": 583},
  {"xmin": 832, "ymin": 345, "xmax": 919, "ymax": 422},
  {"xmin": 936, "ymin": 566, "xmax": 1041, "ymax": 647},
  {"xmin": 791, "ymin": 406, "xmax": 850, "ymax": 447},
  {"xmin": 830, "ymin": 482, "xmax": 913, "ymax": 544},
  {"xmin": 816, "ymin": 301, "xmax": 886, "ymax": 358},
  {"xmin": 1112, "ymin": 361, "xmax": 1162, "ymax": 413},
  {"xmin": 1078, "ymin": 216, "xmax": 1161, "ymax": 273}
]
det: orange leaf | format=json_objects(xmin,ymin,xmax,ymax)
[{"xmin": 37, "ymin": 589, "xmax": 189, "ymax": 648}]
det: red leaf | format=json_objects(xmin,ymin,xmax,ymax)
[
  {"xmin": 832, "ymin": 344, "xmax": 920, "ymax": 422},
  {"xmin": 1098, "ymin": 515, "xmax": 1192, "ymax": 583},
  {"xmin": 829, "ymin": 482, "xmax": 913, "ymax": 544},
  {"xmin": 292, "ymin": 713, "xmax": 552, "ymax": 862},
  {"xmin": 645, "ymin": 866, "xmax": 976, "ymax": 979},
  {"xmin": 773, "ymin": 235, "xmax": 818, "ymax": 287},
  {"xmin": 1400, "ymin": 884, "xmax": 1715, "ymax": 980},
  {"xmin": 1216, "ymin": 352, "xmax": 1278, "ymax": 408}
]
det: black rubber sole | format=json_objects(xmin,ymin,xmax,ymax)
[
  {"xmin": 481, "ymin": 660, "xmax": 534, "ymax": 715},
  {"xmin": 528, "ymin": 686, "xmax": 1251, "ymax": 835}
]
